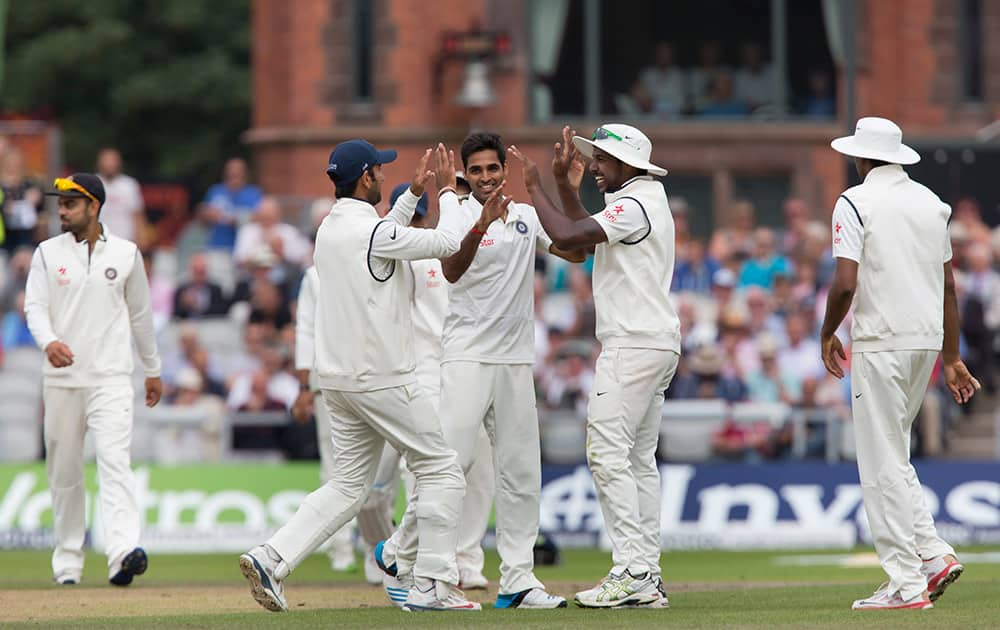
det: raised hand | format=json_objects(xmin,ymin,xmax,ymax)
[
  {"xmin": 944, "ymin": 359, "xmax": 981, "ymax": 404},
  {"xmin": 507, "ymin": 145, "xmax": 541, "ymax": 193},
  {"xmin": 410, "ymin": 148, "xmax": 434, "ymax": 196},
  {"xmin": 476, "ymin": 183, "xmax": 511, "ymax": 231},
  {"xmin": 433, "ymin": 143, "xmax": 458, "ymax": 191},
  {"xmin": 552, "ymin": 126, "xmax": 585, "ymax": 190}
]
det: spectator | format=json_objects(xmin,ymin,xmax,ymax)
[
  {"xmin": 779, "ymin": 197, "xmax": 810, "ymax": 256},
  {"xmin": 710, "ymin": 417, "xmax": 772, "ymax": 462},
  {"xmin": 711, "ymin": 268, "xmax": 738, "ymax": 313},
  {"xmin": 234, "ymin": 196, "xmax": 310, "ymax": 269},
  {"xmin": 230, "ymin": 245, "xmax": 291, "ymax": 308},
  {"xmin": 957, "ymin": 242, "xmax": 1000, "ymax": 394},
  {"xmin": 745, "ymin": 334, "xmax": 793, "ymax": 403},
  {"xmin": 96, "ymin": 147, "xmax": 146, "ymax": 246},
  {"xmin": 798, "ymin": 68, "xmax": 836, "ymax": 118},
  {"xmin": 689, "ymin": 41, "xmax": 729, "ymax": 110},
  {"xmin": 173, "ymin": 252, "xmax": 229, "ymax": 319},
  {"xmin": 733, "ymin": 42, "xmax": 777, "ymax": 112},
  {"xmin": 616, "ymin": 79, "xmax": 656, "ymax": 117},
  {"xmin": 771, "ymin": 271, "xmax": 796, "ymax": 317},
  {"xmin": 670, "ymin": 343, "xmax": 747, "ymax": 402},
  {"xmin": 160, "ymin": 367, "xmax": 226, "ymax": 462},
  {"xmin": 670, "ymin": 196, "xmax": 692, "ymax": 258},
  {"xmin": 638, "ymin": 41, "xmax": 687, "ymax": 117},
  {"xmin": 0, "ymin": 246, "xmax": 33, "ymax": 313},
  {"xmin": 698, "ymin": 73, "xmax": 748, "ymax": 118},
  {"xmin": 541, "ymin": 340, "xmax": 595, "ymax": 414},
  {"xmin": 718, "ymin": 305, "xmax": 758, "ymax": 381},
  {"xmin": 801, "ymin": 220, "xmax": 835, "ymax": 286},
  {"xmin": 231, "ymin": 369, "xmax": 288, "ymax": 450},
  {"xmin": 1, "ymin": 290, "xmax": 34, "ymax": 349},
  {"xmin": 202, "ymin": 157, "xmax": 263, "ymax": 250},
  {"xmin": 673, "ymin": 238, "xmax": 720, "ymax": 294},
  {"xmin": 776, "ymin": 311, "xmax": 823, "ymax": 403},
  {"xmin": 533, "ymin": 274, "xmax": 550, "ymax": 370},
  {"xmin": 248, "ymin": 280, "xmax": 293, "ymax": 330},
  {"xmin": 143, "ymin": 252, "xmax": 175, "ymax": 331},
  {"xmin": 739, "ymin": 227, "xmax": 791, "ymax": 289},
  {"xmin": 710, "ymin": 199, "xmax": 756, "ymax": 261},
  {"xmin": 0, "ymin": 148, "xmax": 43, "ymax": 253},
  {"xmin": 162, "ymin": 323, "xmax": 226, "ymax": 392},
  {"xmin": 745, "ymin": 286, "xmax": 787, "ymax": 343}
]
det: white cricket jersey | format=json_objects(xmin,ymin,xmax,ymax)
[
  {"xmin": 831, "ymin": 164, "xmax": 952, "ymax": 352},
  {"xmin": 441, "ymin": 195, "xmax": 552, "ymax": 365},
  {"xmin": 409, "ymin": 258, "xmax": 447, "ymax": 393},
  {"xmin": 98, "ymin": 173, "xmax": 144, "ymax": 243},
  {"xmin": 313, "ymin": 192, "xmax": 466, "ymax": 392},
  {"xmin": 25, "ymin": 227, "xmax": 161, "ymax": 387},
  {"xmin": 590, "ymin": 176, "xmax": 681, "ymax": 352}
]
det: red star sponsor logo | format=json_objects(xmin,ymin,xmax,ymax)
[
  {"xmin": 613, "ymin": 204, "xmax": 624, "ymax": 214},
  {"xmin": 58, "ymin": 267, "xmax": 67, "ymax": 275},
  {"xmin": 835, "ymin": 222, "xmax": 842, "ymax": 234},
  {"xmin": 427, "ymin": 269, "xmax": 437, "ymax": 278}
]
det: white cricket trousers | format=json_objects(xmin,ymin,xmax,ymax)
[
  {"xmin": 360, "ymin": 375, "xmax": 495, "ymax": 578},
  {"xmin": 267, "ymin": 384, "xmax": 465, "ymax": 584},
  {"xmin": 314, "ymin": 391, "xmax": 356, "ymax": 561},
  {"xmin": 43, "ymin": 383, "xmax": 140, "ymax": 580},
  {"xmin": 852, "ymin": 350, "xmax": 955, "ymax": 600},
  {"xmin": 386, "ymin": 362, "xmax": 543, "ymax": 594},
  {"xmin": 587, "ymin": 348, "xmax": 679, "ymax": 578}
]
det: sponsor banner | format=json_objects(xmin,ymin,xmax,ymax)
[
  {"xmin": 539, "ymin": 461, "xmax": 1000, "ymax": 550},
  {"xmin": 1, "ymin": 461, "xmax": 998, "ymax": 552}
]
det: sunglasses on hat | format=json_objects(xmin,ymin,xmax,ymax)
[
  {"xmin": 592, "ymin": 127, "xmax": 624, "ymax": 142},
  {"xmin": 53, "ymin": 177, "xmax": 99, "ymax": 203}
]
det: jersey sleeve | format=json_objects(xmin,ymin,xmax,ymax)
[
  {"xmin": 942, "ymin": 203, "xmax": 953, "ymax": 263},
  {"xmin": 528, "ymin": 205, "xmax": 553, "ymax": 251},
  {"xmin": 831, "ymin": 196, "xmax": 864, "ymax": 262},
  {"xmin": 590, "ymin": 197, "xmax": 650, "ymax": 245}
]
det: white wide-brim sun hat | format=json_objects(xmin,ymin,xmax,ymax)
[
  {"xmin": 572, "ymin": 123, "xmax": 668, "ymax": 176},
  {"xmin": 831, "ymin": 116, "xmax": 920, "ymax": 165}
]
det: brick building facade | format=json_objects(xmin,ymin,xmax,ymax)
[{"xmin": 247, "ymin": 0, "xmax": 1000, "ymax": 229}]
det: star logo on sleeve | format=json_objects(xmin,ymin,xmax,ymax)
[
  {"xmin": 613, "ymin": 204, "xmax": 625, "ymax": 214},
  {"xmin": 427, "ymin": 269, "xmax": 437, "ymax": 278},
  {"xmin": 835, "ymin": 222, "xmax": 842, "ymax": 233}
]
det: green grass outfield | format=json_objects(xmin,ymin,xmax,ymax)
[{"xmin": 1, "ymin": 548, "xmax": 998, "ymax": 628}]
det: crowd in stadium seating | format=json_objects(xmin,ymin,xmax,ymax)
[{"xmin": 0, "ymin": 144, "xmax": 993, "ymax": 463}]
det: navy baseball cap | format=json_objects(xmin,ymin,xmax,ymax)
[
  {"xmin": 326, "ymin": 139, "xmax": 397, "ymax": 185},
  {"xmin": 389, "ymin": 183, "xmax": 429, "ymax": 217}
]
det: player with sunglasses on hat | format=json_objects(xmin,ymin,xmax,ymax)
[
  {"xmin": 25, "ymin": 173, "xmax": 162, "ymax": 587},
  {"xmin": 509, "ymin": 125, "xmax": 679, "ymax": 609}
]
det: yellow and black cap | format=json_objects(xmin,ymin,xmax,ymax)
[{"xmin": 45, "ymin": 173, "xmax": 106, "ymax": 206}]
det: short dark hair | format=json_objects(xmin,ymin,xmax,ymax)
[
  {"xmin": 331, "ymin": 166, "xmax": 374, "ymax": 199},
  {"xmin": 868, "ymin": 158, "xmax": 891, "ymax": 168},
  {"xmin": 461, "ymin": 132, "xmax": 505, "ymax": 169}
]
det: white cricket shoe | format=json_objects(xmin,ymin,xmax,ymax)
[
  {"xmin": 365, "ymin": 551, "xmax": 385, "ymax": 585},
  {"xmin": 574, "ymin": 570, "xmax": 659, "ymax": 608},
  {"xmin": 458, "ymin": 567, "xmax": 489, "ymax": 590},
  {"xmin": 852, "ymin": 583, "xmax": 932, "ymax": 610},
  {"xmin": 239, "ymin": 545, "xmax": 288, "ymax": 612},
  {"xmin": 922, "ymin": 554, "xmax": 963, "ymax": 602},
  {"xmin": 495, "ymin": 588, "xmax": 567, "ymax": 609},
  {"xmin": 625, "ymin": 577, "xmax": 670, "ymax": 609},
  {"xmin": 403, "ymin": 576, "xmax": 482, "ymax": 612},
  {"xmin": 384, "ymin": 572, "xmax": 413, "ymax": 609}
]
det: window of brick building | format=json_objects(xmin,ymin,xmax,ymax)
[
  {"xmin": 529, "ymin": 0, "xmax": 836, "ymax": 122},
  {"xmin": 959, "ymin": 0, "xmax": 984, "ymax": 102},
  {"xmin": 352, "ymin": 0, "xmax": 374, "ymax": 102}
]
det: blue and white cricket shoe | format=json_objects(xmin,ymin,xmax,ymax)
[
  {"xmin": 239, "ymin": 545, "xmax": 288, "ymax": 612},
  {"xmin": 495, "ymin": 588, "xmax": 567, "ymax": 609}
]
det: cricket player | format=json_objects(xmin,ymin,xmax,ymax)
[
  {"xmin": 25, "ymin": 173, "xmax": 162, "ymax": 586},
  {"xmin": 290, "ymin": 264, "xmax": 357, "ymax": 572},
  {"xmin": 376, "ymin": 132, "xmax": 581, "ymax": 610},
  {"xmin": 358, "ymin": 182, "xmax": 496, "ymax": 597},
  {"xmin": 509, "ymin": 124, "xmax": 678, "ymax": 608},
  {"xmin": 820, "ymin": 117, "xmax": 978, "ymax": 610},
  {"xmin": 240, "ymin": 141, "xmax": 494, "ymax": 612}
]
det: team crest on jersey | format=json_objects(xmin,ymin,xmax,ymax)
[
  {"xmin": 105, "ymin": 267, "xmax": 117, "ymax": 280},
  {"xmin": 515, "ymin": 220, "xmax": 528, "ymax": 234}
]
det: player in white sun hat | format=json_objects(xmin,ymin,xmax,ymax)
[
  {"xmin": 820, "ymin": 117, "xmax": 978, "ymax": 610},
  {"xmin": 509, "ymin": 124, "xmax": 678, "ymax": 609}
]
